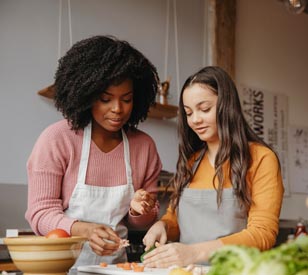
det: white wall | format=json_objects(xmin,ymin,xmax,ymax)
[
  {"xmin": 0, "ymin": 0, "xmax": 207, "ymax": 234},
  {"xmin": 1, "ymin": 0, "xmax": 308, "ymax": 233},
  {"xmin": 0, "ymin": 0, "xmax": 207, "ymax": 185},
  {"xmin": 236, "ymin": 0, "xmax": 308, "ymax": 220}
]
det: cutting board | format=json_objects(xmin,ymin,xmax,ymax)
[{"xmin": 77, "ymin": 264, "xmax": 170, "ymax": 275}]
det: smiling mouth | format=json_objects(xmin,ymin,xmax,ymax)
[
  {"xmin": 195, "ymin": 127, "xmax": 207, "ymax": 133},
  {"xmin": 107, "ymin": 118, "xmax": 123, "ymax": 125}
]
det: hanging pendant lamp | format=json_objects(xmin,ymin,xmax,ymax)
[{"xmin": 38, "ymin": 0, "xmax": 72, "ymax": 99}]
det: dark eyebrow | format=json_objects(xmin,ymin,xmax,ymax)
[
  {"xmin": 183, "ymin": 100, "xmax": 211, "ymax": 109},
  {"xmin": 103, "ymin": 90, "xmax": 133, "ymax": 96}
]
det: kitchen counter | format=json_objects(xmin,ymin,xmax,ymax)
[
  {"xmin": 0, "ymin": 270, "xmax": 109, "ymax": 275},
  {"xmin": 0, "ymin": 271, "xmax": 81, "ymax": 275},
  {"xmin": 1, "ymin": 219, "xmax": 303, "ymax": 274}
]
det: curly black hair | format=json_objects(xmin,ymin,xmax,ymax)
[{"xmin": 54, "ymin": 35, "xmax": 159, "ymax": 130}]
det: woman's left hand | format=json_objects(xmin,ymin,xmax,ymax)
[
  {"xmin": 130, "ymin": 189, "xmax": 156, "ymax": 215},
  {"xmin": 142, "ymin": 242, "xmax": 198, "ymax": 268}
]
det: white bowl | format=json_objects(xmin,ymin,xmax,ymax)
[{"xmin": 4, "ymin": 235, "xmax": 86, "ymax": 275}]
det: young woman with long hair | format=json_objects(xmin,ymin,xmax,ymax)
[{"xmin": 142, "ymin": 66, "xmax": 284, "ymax": 267}]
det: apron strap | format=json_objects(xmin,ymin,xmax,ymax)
[
  {"xmin": 192, "ymin": 148, "xmax": 206, "ymax": 174},
  {"xmin": 121, "ymin": 129, "xmax": 133, "ymax": 187}
]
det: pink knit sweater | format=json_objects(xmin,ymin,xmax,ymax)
[{"xmin": 25, "ymin": 120, "xmax": 162, "ymax": 236}]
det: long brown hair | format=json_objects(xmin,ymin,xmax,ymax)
[{"xmin": 169, "ymin": 66, "xmax": 271, "ymax": 211}]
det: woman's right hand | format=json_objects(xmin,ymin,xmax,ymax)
[
  {"xmin": 142, "ymin": 221, "xmax": 168, "ymax": 251},
  {"xmin": 71, "ymin": 222, "xmax": 121, "ymax": 256}
]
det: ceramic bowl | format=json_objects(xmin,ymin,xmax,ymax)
[{"xmin": 4, "ymin": 235, "xmax": 86, "ymax": 275}]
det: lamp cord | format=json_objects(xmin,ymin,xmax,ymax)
[
  {"xmin": 173, "ymin": 0, "xmax": 180, "ymax": 101},
  {"xmin": 58, "ymin": 0, "xmax": 73, "ymax": 60}
]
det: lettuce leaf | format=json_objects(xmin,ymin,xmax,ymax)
[
  {"xmin": 207, "ymin": 245, "xmax": 260, "ymax": 275},
  {"xmin": 208, "ymin": 236, "xmax": 308, "ymax": 275}
]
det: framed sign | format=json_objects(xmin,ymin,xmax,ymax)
[
  {"xmin": 239, "ymin": 85, "xmax": 290, "ymax": 196},
  {"xmin": 288, "ymin": 125, "xmax": 308, "ymax": 194}
]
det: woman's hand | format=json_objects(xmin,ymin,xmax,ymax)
[
  {"xmin": 71, "ymin": 222, "xmax": 120, "ymax": 256},
  {"xmin": 143, "ymin": 239, "xmax": 223, "ymax": 268},
  {"xmin": 142, "ymin": 242, "xmax": 198, "ymax": 268},
  {"xmin": 142, "ymin": 221, "xmax": 168, "ymax": 251},
  {"xmin": 88, "ymin": 225, "xmax": 122, "ymax": 256},
  {"xmin": 130, "ymin": 189, "xmax": 156, "ymax": 215}
]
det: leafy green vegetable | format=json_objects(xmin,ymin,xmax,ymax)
[
  {"xmin": 208, "ymin": 245, "xmax": 260, "ymax": 275},
  {"xmin": 208, "ymin": 236, "xmax": 308, "ymax": 275},
  {"xmin": 248, "ymin": 259, "xmax": 288, "ymax": 275}
]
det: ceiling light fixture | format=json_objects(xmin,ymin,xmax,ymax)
[{"xmin": 284, "ymin": 0, "xmax": 307, "ymax": 14}]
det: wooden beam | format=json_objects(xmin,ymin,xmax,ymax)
[{"xmin": 207, "ymin": 0, "xmax": 236, "ymax": 79}]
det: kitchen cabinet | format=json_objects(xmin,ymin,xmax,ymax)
[{"xmin": 157, "ymin": 170, "xmax": 174, "ymax": 192}]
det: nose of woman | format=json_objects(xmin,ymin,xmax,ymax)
[
  {"xmin": 191, "ymin": 111, "xmax": 202, "ymax": 124},
  {"xmin": 111, "ymin": 100, "xmax": 122, "ymax": 113}
]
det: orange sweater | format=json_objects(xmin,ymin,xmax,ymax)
[{"xmin": 161, "ymin": 143, "xmax": 284, "ymax": 251}]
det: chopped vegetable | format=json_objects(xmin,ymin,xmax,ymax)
[
  {"xmin": 119, "ymin": 239, "xmax": 130, "ymax": 248},
  {"xmin": 133, "ymin": 265, "xmax": 145, "ymax": 272},
  {"xmin": 140, "ymin": 245, "xmax": 156, "ymax": 262},
  {"xmin": 131, "ymin": 262, "xmax": 139, "ymax": 268},
  {"xmin": 114, "ymin": 262, "xmax": 145, "ymax": 272},
  {"xmin": 122, "ymin": 262, "xmax": 132, "ymax": 270}
]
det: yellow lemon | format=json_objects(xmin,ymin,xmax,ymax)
[{"xmin": 168, "ymin": 268, "xmax": 192, "ymax": 275}]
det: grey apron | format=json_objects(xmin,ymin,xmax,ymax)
[
  {"xmin": 178, "ymin": 149, "xmax": 247, "ymax": 245},
  {"xmin": 65, "ymin": 121, "xmax": 135, "ymax": 267}
]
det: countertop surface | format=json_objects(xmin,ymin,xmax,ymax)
[
  {"xmin": 1, "ymin": 269, "xmax": 167, "ymax": 275},
  {"xmin": 1, "ymin": 265, "xmax": 211, "ymax": 275}
]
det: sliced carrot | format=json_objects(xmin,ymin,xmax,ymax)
[
  {"xmin": 100, "ymin": 262, "xmax": 108, "ymax": 267},
  {"xmin": 133, "ymin": 265, "xmax": 145, "ymax": 272},
  {"xmin": 122, "ymin": 262, "xmax": 132, "ymax": 270}
]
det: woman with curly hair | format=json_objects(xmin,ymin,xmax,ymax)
[
  {"xmin": 25, "ymin": 35, "xmax": 162, "ymax": 266},
  {"xmin": 142, "ymin": 66, "xmax": 284, "ymax": 267}
]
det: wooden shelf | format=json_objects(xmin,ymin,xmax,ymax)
[
  {"xmin": 38, "ymin": 85, "xmax": 179, "ymax": 120},
  {"xmin": 0, "ymin": 261, "xmax": 19, "ymax": 271},
  {"xmin": 37, "ymin": 85, "xmax": 178, "ymax": 120},
  {"xmin": 148, "ymin": 102, "xmax": 178, "ymax": 119}
]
